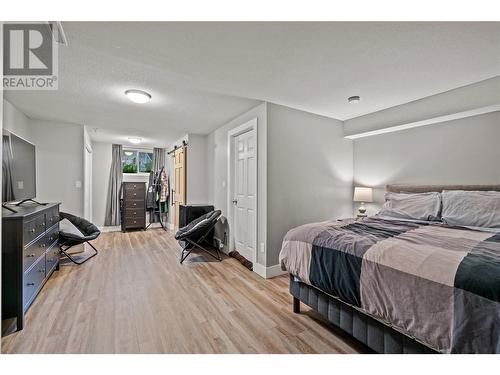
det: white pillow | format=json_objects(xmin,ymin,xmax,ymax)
[
  {"xmin": 377, "ymin": 192, "xmax": 441, "ymax": 221},
  {"xmin": 441, "ymin": 190, "xmax": 500, "ymax": 228}
]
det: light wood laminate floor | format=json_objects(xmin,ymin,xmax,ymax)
[{"xmin": 1, "ymin": 229, "xmax": 368, "ymax": 354}]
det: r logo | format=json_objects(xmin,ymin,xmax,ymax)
[{"xmin": 3, "ymin": 23, "xmax": 53, "ymax": 76}]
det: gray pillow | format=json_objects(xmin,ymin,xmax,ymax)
[
  {"xmin": 377, "ymin": 192, "xmax": 441, "ymax": 221},
  {"xmin": 59, "ymin": 218, "xmax": 85, "ymax": 236},
  {"xmin": 441, "ymin": 190, "xmax": 500, "ymax": 228}
]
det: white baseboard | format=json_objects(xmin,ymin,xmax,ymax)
[
  {"xmin": 253, "ymin": 263, "xmax": 286, "ymax": 279},
  {"xmin": 98, "ymin": 225, "xmax": 121, "ymax": 233}
]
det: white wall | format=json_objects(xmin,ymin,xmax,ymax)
[
  {"xmin": 206, "ymin": 103, "xmax": 268, "ymax": 265},
  {"xmin": 29, "ymin": 119, "xmax": 85, "ymax": 216},
  {"xmin": 353, "ymin": 111, "xmax": 500, "ymax": 216},
  {"xmin": 266, "ymin": 103, "xmax": 353, "ymax": 266}
]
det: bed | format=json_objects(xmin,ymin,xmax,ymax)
[{"xmin": 279, "ymin": 184, "xmax": 500, "ymax": 354}]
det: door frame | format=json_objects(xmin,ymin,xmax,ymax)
[
  {"xmin": 83, "ymin": 141, "xmax": 93, "ymax": 221},
  {"xmin": 227, "ymin": 118, "xmax": 258, "ymax": 266}
]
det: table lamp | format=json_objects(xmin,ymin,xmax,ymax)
[{"xmin": 353, "ymin": 187, "xmax": 373, "ymax": 217}]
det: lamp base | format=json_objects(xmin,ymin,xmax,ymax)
[{"xmin": 358, "ymin": 201, "xmax": 367, "ymax": 216}]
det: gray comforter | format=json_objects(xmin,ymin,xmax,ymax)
[{"xmin": 279, "ymin": 217, "xmax": 500, "ymax": 353}]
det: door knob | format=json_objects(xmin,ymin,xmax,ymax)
[{"xmin": 232, "ymin": 199, "xmax": 238, "ymax": 205}]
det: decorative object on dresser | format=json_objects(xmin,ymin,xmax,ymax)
[
  {"xmin": 121, "ymin": 182, "xmax": 146, "ymax": 231},
  {"xmin": 2, "ymin": 202, "xmax": 60, "ymax": 332},
  {"xmin": 353, "ymin": 186, "xmax": 373, "ymax": 218},
  {"xmin": 59, "ymin": 212, "xmax": 101, "ymax": 265}
]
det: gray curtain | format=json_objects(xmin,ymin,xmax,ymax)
[
  {"xmin": 104, "ymin": 144, "xmax": 123, "ymax": 226},
  {"xmin": 2, "ymin": 135, "xmax": 15, "ymax": 202},
  {"xmin": 152, "ymin": 147, "xmax": 166, "ymax": 173}
]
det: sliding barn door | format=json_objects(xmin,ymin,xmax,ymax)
[{"xmin": 173, "ymin": 147, "xmax": 186, "ymax": 230}]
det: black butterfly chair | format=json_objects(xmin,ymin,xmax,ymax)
[
  {"xmin": 59, "ymin": 212, "xmax": 100, "ymax": 265},
  {"xmin": 175, "ymin": 210, "xmax": 222, "ymax": 264}
]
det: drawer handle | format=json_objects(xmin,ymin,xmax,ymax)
[
  {"xmin": 133, "ymin": 203, "xmax": 137, "ymax": 206},
  {"xmin": 30, "ymin": 228, "xmax": 36, "ymax": 233},
  {"xmin": 38, "ymin": 223, "xmax": 45, "ymax": 228},
  {"xmin": 27, "ymin": 253, "xmax": 35, "ymax": 258},
  {"xmin": 133, "ymin": 220, "xmax": 137, "ymax": 224},
  {"xmin": 133, "ymin": 211, "xmax": 137, "ymax": 215},
  {"xmin": 133, "ymin": 193, "xmax": 137, "ymax": 196},
  {"xmin": 40, "ymin": 243, "xmax": 46, "ymax": 248},
  {"xmin": 27, "ymin": 282, "xmax": 35, "ymax": 286}
]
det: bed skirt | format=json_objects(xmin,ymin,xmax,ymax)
[{"xmin": 289, "ymin": 275, "xmax": 436, "ymax": 354}]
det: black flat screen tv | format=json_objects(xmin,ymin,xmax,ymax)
[{"xmin": 2, "ymin": 130, "xmax": 36, "ymax": 204}]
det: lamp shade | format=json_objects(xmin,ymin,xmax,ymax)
[{"xmin": 353, "ymin": 187, "xmax": 373, "ymax": 202}]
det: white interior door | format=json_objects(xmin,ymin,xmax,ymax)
[{"xmin": 232, "ymin": 129, "xmax": 257, "ymax": 262}]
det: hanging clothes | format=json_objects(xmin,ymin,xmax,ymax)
[
  {"xmin": 160, "ymin": 169, "xmax": 169, "ymax": 203},
  {"xmin": 146, "ymin": 171, "xmax": 155, "ymax": 209}
]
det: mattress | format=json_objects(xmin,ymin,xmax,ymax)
[{"xmin": 279, "ymin": 217, "xmax": 500, "ymax": 353}]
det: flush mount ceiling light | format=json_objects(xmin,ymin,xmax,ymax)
[
  {"xmin": 128, "ymin": 137, "xmax": 142, "ymax": 144},
  {"xmin": 348, "ymin": 95, "xmax": 361, "ymax": 104},
  {"xmin": 125, "ymin": 89, "xmax": 151, "ymax": 104}
]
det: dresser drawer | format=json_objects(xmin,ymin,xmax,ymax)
[
  {"xmin": 124, "ymin": 208, "xmax": 144, "ymax": 218},
  {"xmin": 124, "ymin": 182, "xmax": 145, "ymax": 191},
  {"xmin": 123, "ymin": 216, "xmax": 145, "ymax": 228},
  {"xmin": 23, "ymin": 256, "xmax": 46, "ymax": 310},
  {"xmin": 123, "ymin": 199, "xmax": 145, "ymax": 209},
  {"xmin": 45, "ymin": 206, "xmax": 60, "ymax": 228},
  {"xmin": 23, "ymin": 234, "xmax": 48, "ymax": 271},
  {"xmin": 23, "ymin": 215, "xmax": 46, "ymax": 246},
  {"xmin": 45, "ymin": 223, "xmax": 59, "ymax": 247},
  {"xmin": 45, "ymin": 243, "xmax": 59, "ymax": 274},
  {"xmin": 124, "ymin": 189, "xmax": 145, "ymax": 200}
]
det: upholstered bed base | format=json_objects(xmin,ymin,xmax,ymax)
[{"xmin": 289, "ymin": 275, "xmax": 436, "ymax": 354}]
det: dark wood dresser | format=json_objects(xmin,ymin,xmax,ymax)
[
  {"xmin": 121, "ymin": 182, "xmax": 146, "ymax": 231},
  {"xmin": 2, "ymin": 203, "xmax": 60, "ymax": 331}
]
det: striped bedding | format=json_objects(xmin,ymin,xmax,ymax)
[{"xmin": 279, "ymin": 217, "xmax": 500, "ymax": 353}]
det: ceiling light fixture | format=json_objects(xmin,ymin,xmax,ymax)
[
  {"xmin": 125, "ymin": 89, "xmax": 151, "ymax": 104},
  {"xmin": 348, "ymin": 95, "xmax": 361, "ymax": 104},
  {"xmin": 128, "ymin": 137, "xmax": 142, "ymax": 144}
]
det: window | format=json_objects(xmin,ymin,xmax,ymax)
[{"xmin": 122, "ymin": 149, "xmax": 153, "ymax": 174}]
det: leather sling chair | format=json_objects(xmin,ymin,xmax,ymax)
[
  {"xmin": 175, "ymin": 210, "xmax": 222, "ymax": 264},
  {"xmin": 59, "ymin": 212, "xmax": 100, "ymax": 265}
]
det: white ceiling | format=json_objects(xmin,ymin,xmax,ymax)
[{"xmin": 6, "ymin": 22, "xmax": 500, "ymax": 146}]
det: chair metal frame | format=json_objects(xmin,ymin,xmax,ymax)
[
  {"xmin": 179, "ymin": 214, "xmax": 222, "ymax": 264},
  {"xmin": 59, "ymin": 240, "xmax": 98, "ymax": 265}
]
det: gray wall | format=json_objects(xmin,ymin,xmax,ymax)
[
  {"xmin": 91, "ymin": 141, "xmax": 112, "ymax": 226},
  {"xmin": 344, "ymin": 76, "xmax": 500, "ymax": 138},
  {"xmin": 3, "ymin": 99, "xmax": 32, "ymax": 140},
  {"xmin": 186, "ymin": 134, "xmax": 208, "ymax": 204},
  {"xmin": 206, "ymin": 103, "xmax": 268, "ymax": 263},
  {"xmin": 3, "ymin": 99, "xmax": 85, "ymax": 215},
  {"xmin": 30, "ymin": 119, "xmax": 85, "ymax": 216},
  {"xmin": 266, "ymin": 103, "xmax": 353, "ymax": 265},
  {"xmin": 91, "ymin": 141, "xmax": 151, "ymax": 227},
  {"xmin": 353, "ymin": 111, "xmax": 500, "ymax": 216}
]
